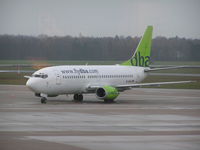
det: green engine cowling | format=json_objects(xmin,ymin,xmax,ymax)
[{"xmin": 96, "ymin": 86, "xmax": 119, "ymax": 100}]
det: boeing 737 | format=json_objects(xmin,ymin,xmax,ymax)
[{"xmin": 25, "ymin": 26, "xmax": 193, "ymax": 103}]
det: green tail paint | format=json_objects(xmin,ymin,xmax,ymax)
[{"xmin": 121, "ymin": 26, "xmax": 153, "ymax": 67}]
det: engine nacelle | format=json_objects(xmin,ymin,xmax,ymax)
[{"xmin": 96, "ymin": 86, "xmax": 119, "ymax": 100}]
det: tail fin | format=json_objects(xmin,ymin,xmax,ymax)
[{"xmin": 121, "ymin": 26, "xmax": 153, "ymax": 67}]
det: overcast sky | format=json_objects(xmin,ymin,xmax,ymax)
[{"xmin": 0, "ymin": 0, "xmax": 200, "ymax": 38}]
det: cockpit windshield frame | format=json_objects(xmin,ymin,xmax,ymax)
[{"xmin": 32, "ymin": 73, "xmax": 48, "ymax": 79}]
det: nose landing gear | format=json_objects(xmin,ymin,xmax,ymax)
[{"xmin": 41, "ymin": 97, "xmax": 47, "ymax": 104}]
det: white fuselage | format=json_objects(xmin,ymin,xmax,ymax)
[{"xmin": 26, "ymin": 65, "xmax": 147, "ymax": 95}]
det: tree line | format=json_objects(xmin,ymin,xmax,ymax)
[{"xmin": 0, "ymin": 35, "xmax": 200, "ymax": 61}]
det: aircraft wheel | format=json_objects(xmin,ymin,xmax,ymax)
[
  {"xmin": 78, "ymin": 94, "xmax": 83, "ymax": 101},
  {"xmin": 73, "ymin": 94, "xmax": 78, "ymax": 100},
  {"xmin": 41, "ymin": 97, "xmax": 47, "ymax": 104},
  {"xmin": 73, "ymin": 94, "xmax": 83, "ymax": 102}
]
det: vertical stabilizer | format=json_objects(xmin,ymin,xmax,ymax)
[{"xmin": 121, "ymin": 26, "xmax": 153, "ymax": 67}]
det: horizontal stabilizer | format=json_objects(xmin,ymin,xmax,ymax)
[{"xmin": 144, "ymin": 66, "xmax": 186, "ymax": 72}]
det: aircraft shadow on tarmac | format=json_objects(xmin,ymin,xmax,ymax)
[{"xmin": 35, "ymin": 98, "xmax": 162, "ymax": 105}]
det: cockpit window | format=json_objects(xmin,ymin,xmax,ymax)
[{"xmin": 32, "ymin": 73, "xmax": 48, "ymax": 79}]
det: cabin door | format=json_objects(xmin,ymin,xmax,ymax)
[{"xmin": 54, "ymin": 70, "xmax": 61, "ymax": 85}]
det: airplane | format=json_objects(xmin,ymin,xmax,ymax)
[{"xmin": 25, "ymin": 26, "xmax": 194, "ymax": 104}]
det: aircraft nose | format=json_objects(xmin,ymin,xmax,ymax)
[{"xmin": 26, "ymin": 78, "xmax": 35, "ymax": 91}]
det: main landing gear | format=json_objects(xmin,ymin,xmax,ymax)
[{"xmin": 73, "ymin": 94, "xmax": 83, "ymax": 102}]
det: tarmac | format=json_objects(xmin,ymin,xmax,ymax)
[{"xmin": 0, "ymin": 85, "xmax": 200, "ymax": 150}]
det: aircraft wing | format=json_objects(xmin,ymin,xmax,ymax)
[
  {"xmin": 88, "ymin": 80, "xmax": 195, "ymax": 91},
  {"xmin": 115, "ymin": 81, "xmax": 195, "ymax": 88}
]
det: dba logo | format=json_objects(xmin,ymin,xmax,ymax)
[{"xmin": 130, "ymin": 52, "xmax": 150, "ymax": 67}]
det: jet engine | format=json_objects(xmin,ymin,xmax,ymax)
[{"xmin": 96, "ymin": 86, "xmax": 119, "ymax": 100}]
